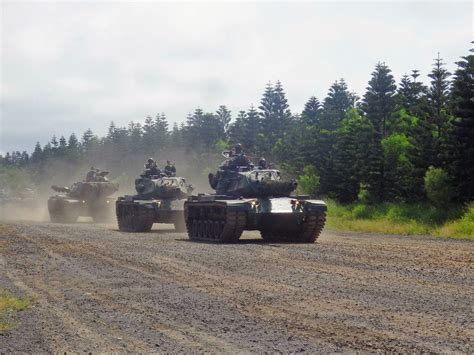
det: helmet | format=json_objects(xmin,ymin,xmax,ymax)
[
  {"xmin": 148, "ymin": 158, "xmax": 154, "ymax": 163},
  {"xmin": 234, "ymin": 143, "xmax": 243, "ymax": 154},
  {"xmin": 166, "ymin": 160, "xmax": 171, "ymax": 165}
]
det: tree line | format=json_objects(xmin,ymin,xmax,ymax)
[{"xmin": 1, "ymin": 46, "xmax": 472, "ymax": 204}]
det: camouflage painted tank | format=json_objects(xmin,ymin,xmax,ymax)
[
  {"xmin": 116, "ymin": 171, "xmax": 193, "ymax": 232},
  {"xmin": 184, "ymin": 155, "xmax": 327, "ymax": 243},
  {"xmin": 48, "ymin": 173, "xmax": 118, "ymax": 223}
]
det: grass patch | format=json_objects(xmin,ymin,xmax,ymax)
[
  {"xmin": 0, "ymin": 293, "xmax": 31, "ymax": 331},
  {"xmin": 326, "ymin": 200, "xmax": 474, "ymax": 240}
]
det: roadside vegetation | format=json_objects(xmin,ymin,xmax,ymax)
[
  {"xmin": 0, "ymin": 292, "xmax": 31, "ymax": 331},
  {"xmin": 326, "ymin": 201, "xmax": 474, "ymax": 239}
]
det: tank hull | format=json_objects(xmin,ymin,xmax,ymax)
[
  {"xmin": 48, "ymin": 196, "xmax": 115, "ymax": 223},
  {"xmin": 116, "ymin": 197, "xmax": 187, "ymax": 232},
  {"xmin": 184, "ymin": 196, "xmax": 327, "ymax": 243}
]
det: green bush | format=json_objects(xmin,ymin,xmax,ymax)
[
  {"xmin": 298, "ymin": 165, "xmax": 320, "ymax": 197},
  {"xmin": 326, "ymin": 199, "xmax": 472, "ymax": 239},
  {"xmin": 424, "ymin": 166, "xmax": 457, "ymax": 206}
]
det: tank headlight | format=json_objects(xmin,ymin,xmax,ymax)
[
  {"xmin": 250, "ymin": 200, "xmax": 259, "ymax": 208},
  {"xmin": 106, "ymin": 200, "xmax": 110, "ymax": 204},
  {"xmin": 291, "ymin": 199, "xmax": 301, "ymax": 208},
  {"xmin": 82, "ymin": 200, "xmax": 86, "ymax": 204}
]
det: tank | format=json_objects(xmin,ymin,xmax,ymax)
[
  {"xmin": 48, "ymin": 173, "xmax": 118, "ymax": 223},
  {"xmin": 184, "ymin": 154, "xmax": 327, "ymax": 243},
  {"xmin": 116, "ymin": 171, "xmax": 193, "ymax": 232}
]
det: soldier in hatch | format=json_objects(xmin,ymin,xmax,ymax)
[
  {"xmin": 227, "ymin": 143, "xmax": 252, "ymax": 169},
  {"xmin": 86, "ymin": 167, "xmax": 97, "ymax": 182},
  {"xmin": 258, "ymin": 157, "xmax": 268, "ymax": 169},
  {"xmin": 144, "ymin": 158, "xmax": 160, "ymax": 176},
  {"xmin": 164, "ymin": 160, "xmax": 176, "ymax": 177}
]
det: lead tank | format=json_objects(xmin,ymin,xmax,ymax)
[
  {"xmin": 184, "ymin": 154, "xmax": 327, "ymax": 243},
  {"xmin": 116, "ymin": 171, "xmax": 193, "ymax": 232},
  {"xmin": 48, "ymin": 175, "xmax": 118, "ymax": 223}
]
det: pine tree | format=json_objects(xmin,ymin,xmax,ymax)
[
  {"xmin": 320, "ymin": 79, "xmax": 353, "ymax": 130},
  {"xmin": 228, "ymin": 105, "xmax": 261, "ymax": 153},
  {"xmin": 258, "ymin": 81, "xmax": 292, "ymax": 154},
  {"xmin": 67, "ymin": 133, "xmax": 81, "ymax": 160},
  {"xmin": 155, "ymin": 113, "xmax": 169, "ymax": 148},
  {"xmin": 53, "ymin": 135, "xmax": 66, "ymax": 157},
  {"xmin": 81, "ymin": 128, "xmax": 95, "ymax": 150},
  {"xmin": 426, "ymin": 53, "xmax": 454, "ymax": 169},
  {"xmin": 428, "ymin": 53, "xmax": 451, "ymax": 141},
  {"xmin": 216, "ymin": 105, "xmax": 232, "ymax": 135},
  {"xmin": 362, "ymin": 62, "xmax": 397, "ymax": 200},
  {"xmin": 332, "ymin": 109, "xmax": 375, "ymax": 202},
  {"xmin": 449, "ymin": 45, "xmax": 474, "ymax": 201},
  {"xmin": 31, "ymin": 142, "xmax": 43, "ymax": 164},
  {"xmin": 302, "ymin": 96, "xmax": 321, "ymax": 125}
]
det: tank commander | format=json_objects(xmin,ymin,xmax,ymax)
[
  {"xmin": 258, "ymin": 157, "xmax": 269, "ymax": 169},
  {"xmin": 86, "ymin": 167, "xmax": 97, "ymax": 182},
  {"xmin": 164, "ymin": 160, "xmax": 176, "ymax": 177},
  {"xmin": 144, "ymin": 158, "xmax": 160, "ymax": 176},
  {"xmin": 228, "ymin": 143, "xmax": 252, "ymax": 169}
]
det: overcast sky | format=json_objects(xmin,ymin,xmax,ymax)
[{"xmin": 1, "ymin": 1, "xmax": 472, "ymax": 154}]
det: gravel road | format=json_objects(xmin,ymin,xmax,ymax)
[{"xmin": 0, "ymin": 221, "xmax": 472, "ymax": 352}]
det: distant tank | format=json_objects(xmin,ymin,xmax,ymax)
[
  {"xmin": 116, "ymin": 170, "xmax": 193, "ymax": 232},
  {"xmin": 48, "ymin": 172, "xmax": 118, "ymax": 223},
  {"xmin": 184, "ymin": 153, "xmax": 327, "ymax": 243}
]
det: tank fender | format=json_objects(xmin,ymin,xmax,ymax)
[{"xmin": 300, "ymin": 199, "xmax": 327, "ymax": 212}]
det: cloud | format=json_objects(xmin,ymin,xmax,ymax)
[{"xmin": 1, "ymin": 1, "xmax": 472, "ymax": 153}]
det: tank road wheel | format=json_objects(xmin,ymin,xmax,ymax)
[
  {"xmin": 185, "ymin": 204, "xmax": 246, "ymax": 243},
  {"xmin": 261, "ymin": 211, "xmax": 327, "ymax": 243},
  {"xmin": 117, "ymin": 204, "xmax": 153, "ymax": 233}
]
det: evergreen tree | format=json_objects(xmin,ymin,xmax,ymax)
[
  {"xmin": 58, "ymin": 136, "xmax": 67, "ymax": 156},
  {"xmin": 428, "ymin": 54, "xmax": 452, "ymax": 141},
  {"xmin": 320, "ymin": 79, "xmax": 353, "ymax": 130},
  {"xmin": 31, "ymin": 142, "xmax": 43, "ymax": 164},
  {"xmin": 154, "ymin": 113, "xmax": 169, "ymax": 148},
  {"xmin": 81, "ymin": 128, "xmax": 95, "ymax": 151},
  {"xmin": 216, "ymin": 105, "xmax": 232, "ymax": 135},
  {"xmin": 258, "ymin": 81, "xmax": 292, "ymax": 153},
  {"xmin": 302, "ymin": 96, "xmax": 322, "ymax": 125},
  {"xmin": 425, "ymin": 53, "xmax": 455, "ymax": 170},
  {"xmin": 449, "ymin": 46, "xmax": 474, "ymax": 201},
  {"xmin": 228, "ymin": 105, "xmax": 261, "ymax": 153},
  {"xmin": 361, "ymin": 62, "xmax": 397, "ymax": 200},
  {"xmin": 332, "ymin": 109, "xmax": 374, "ymax": 202}
]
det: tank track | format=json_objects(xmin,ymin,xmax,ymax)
[
  {"xmin": 116, "ymin": 203, "xmax": 154, "ymax": 232},
  {"xmin": 186, "ymin": 204, "xmax": 246, "ymax": 243},
  {"xmin": 48, "ymin": 198, "xmax": 79, "ymax": 223},
  {"xmin": 261, "ymin": 210, "xmax": 326, "ymax": 243}
]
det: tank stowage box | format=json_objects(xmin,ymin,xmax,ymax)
[
  {"xmin": 116, "ymin": 175, "xmax": 193, "ymax": 232},
  {"xmin": 184, "ymin": 160, "xmax": 327, "ymax": 243},
  {"xmin": 48, "ymin": 181, "xmax": 118, "ymax": 223}
]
